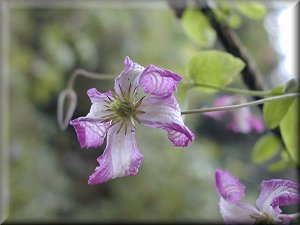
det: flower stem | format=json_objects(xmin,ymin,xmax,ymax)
[
  {"xmin": 58, "ymin": 69, "xmax": 115, "ymax": 130},
  {"xmin": 193, "ymin": 83, "xmax": 271, "ymax": 97},
  {"xmin": 181, "ymin": 93, "xmax": 299, "ymax": 115},
  {"xmin": 67, "ymin": 69, "xmax": 115, "ymax": 90}
]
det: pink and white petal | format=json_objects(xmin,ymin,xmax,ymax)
[
  {"xmin": 248, "ymin": 116, "xmax": 265, "ymax": 133},
  {"xmin": 214, "ymin": 96, "xmax": 235, "ymax": 106},
  {"xmin": 226, "ymin": 119, "xmax": 242, "ymax": 133},
  {"xmin": 215, "ymin": 169, "xmax": 246, "ymax": 203},
  {"xmin": 203, "ymin": 110, "xmax": 227, "ymax": 120},
  {"xmin": 219, "ymin": 198, "xmax": 260, "ymax": 224},
  {"xmin": 70, "ymin": 117, "xmax": 110, "ymax": 149},
  {"xmin": 230, "ymin": 107, "xmax": 253, "ymax": 133},
  {"xmin": 203, "ymin": 96, "xmax": 235, "ymax": 120},
  {"xmin": 256, "ymin": 179, "xmax": 300, "ymax": 220},
  {"xmin": 114, "ymin": 56, "xmax": 144, "ymax": 100},
  {"xmin": 138, "ymin": 95, "xmax": 194, "ymax": 147},
  {"xmin": 278, "ymin": 213, "xmax": 299, "ymax": 224},
  {"xmin": 88, "ymin": 124, "xmax": 144, "ymax": 185},
  {"xmin": 164, "ymin": 123, "xmax": 194, "ymax": 147},
  {"xmin": 139, "ymin": 64, "xmax": 182, "ymax": 97},
  {"xmin": 84, "ymin": 88, "xmax": 113, "ymax": 119},
  {"xmin": 87, "ymin": 88, "xmax": 112, "ymax": 104}
]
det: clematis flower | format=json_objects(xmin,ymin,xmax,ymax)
[
  {"xmin": 215, "ymin": 169, "xmax": 300, "ymax": 224},
  {"xmin": 70, "ymin": 56, "xmax": 194, "ymax": 184},
  {"xmin": 204, "ymin": 96, "xmax": 264, "ymax": 133}
]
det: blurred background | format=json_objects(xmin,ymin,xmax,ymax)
[{"xmin": 3, "ymin": 0, "xmax": 298, "ymax": 223}]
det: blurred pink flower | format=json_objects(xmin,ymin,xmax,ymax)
[
  {"xmin": 215, "ymin": 169, "xmax": 300, "ymax": 224},
  {"xmin": 70, "ymin": 56, "xmax": 194, "ymax": 184},
  {"xmin": 204, "ymin": 96, "xmax": 264, "ymax": 133}
]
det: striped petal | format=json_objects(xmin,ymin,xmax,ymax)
[
  {"xmin": 70, "ymin": 117, "xmax": 110, "ymax": 149},
  {"xmin": 114, "ymin": 56, "xmax": 144, "ymax": 100},
  {"xmin": 256, "ymin": 179, "xmax": 300, "ymax": 220},
  {"xmin": 138, "ymin": 95, "xmax": 194, "ymax": 147},
  {"xmin": 139, "ymin": 64, "xmax": 182, "ymax": 97},
  {"xmin": 219, "ymin": 198, "xmax": 259, "ymax": 224},
  {"xmin": 215, "ymin": 169, "xmax": 246, "ymax": 203},
  {"xmin": 88, "ymin": 124, "xmax": 143, "ymax": 184}
]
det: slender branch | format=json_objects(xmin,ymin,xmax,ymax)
[
  {"xmin": 57, "ymin": 89, "xmax": 77, "ymax": 130},
  {"xmin": 181, "ymin": 93, "xmax": 299, "ymax": 115},
  {"xmin": 194, "ymin": 83, "xmax": 271, "ymax": 97},
  {"xmin": 57, "ymin": 69, "xmax": 115, "ymax": 130},
  {"xmin": 67, "ymin": 69, "xmax": 115, "ymax": 90}
]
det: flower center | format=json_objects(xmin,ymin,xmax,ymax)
[
  {"xmin": 101, "ymin": 83, "xmax": 145, "ymax": 134},
  {"xmin": 251, "ymin": 213, "xmax": 275, "ymax": 225},
  {"xmin": 110, "ymin": 99, "xmax": 135, "ymax": 119}
]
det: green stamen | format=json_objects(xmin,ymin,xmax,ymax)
[{"xmin": 101, "ymin": 83, "xmax": 145, "ymax": 134}]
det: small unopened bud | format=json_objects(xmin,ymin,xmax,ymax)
[
  {"xmin": 284, "ymin": 78, "xmax": 299, "ymax": 94},
  {"xmin": 57, "ymin": 89, "xmax": 77, "ymax": 130}
]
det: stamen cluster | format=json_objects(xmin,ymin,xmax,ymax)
[{"xmin": 102, "ymin": 83, "xmax": 145, "ymax": 134}]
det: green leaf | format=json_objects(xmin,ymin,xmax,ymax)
[
  {"xmin": 251, "ymin": 134, "xmax": 280, "ymax": 164},
  {"xmin": 263, "ymin": 85, "xmax": 294, "ymax": 129},
  {"xmin": 280, "ymin": 99, "xmax": 299, "ymax": 163},
  {"xmin": 236, "ymin": 2, "xmax": 267, "ymax": 20},
  {"xmin": 226, "ymin": 12, "xmax": 242, "ymax": 28},
  {"xmin": 214, "ymin": 8, "xmax": 241, "ymax": 29},
  {"xmin": 267, "ymin": 160, "xmax": 294, "ymax": 172},
  {"xmin": 187, "ymin": 51, "xmax": 245, "ymax": 92},
  {"xmin": 269, "ymin": 84, "xmax": 285, "ymax": 95},
  {"xmin": 182, "ymin": 8, "xmax": 216, "ymax": 48},
  {"xmin": 263, "ymin": 99, "xmax": 294, "ymax": 129}
]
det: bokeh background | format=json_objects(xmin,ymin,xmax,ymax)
[{"xmin": 4, "ymin": 0, "xmax": 298, "ymax": 223}]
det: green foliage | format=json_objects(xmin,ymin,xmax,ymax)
[
  {"xmin": 267, "ymin": 151, "xmax": 295, "ymax": 172},
  {"xmin": 187, "ymin": 51, "xmax": 245, "ymax": 92},
  {"xmin": 182, "ymin": 8, "xmax": 216, "ymax": 48},
  {"xmin": 263, "ymin": 85, "xmax": 294, "ymax": 129},
  {"xmin": 251, "ymin": 134, "xmax": 280, "ymax": 164},
  {"xmin": 279, "ymin": 99, "xmax": 299, "ymax": 163},
  {"xmin": 235, "ymin": 2, "xmax": 267, "ymax": 20},
  {"xmin": 214, "ymin": 6, "xmax": 241, "ymax": 28},
  {"xmin": 284, "ymin": 78, "xmax": 299, "ymax": 93},
  {"xmin": 267, "ymin": 160, "xmax": 294, "ymax": 172}
]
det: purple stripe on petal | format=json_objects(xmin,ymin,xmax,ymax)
[
  {"xmin": 164, "ymin": 123, "xmax": 194, "ymax": 147},
  {"xmin": 88, "ymin": 124, "xmax": 143, "ymax": 185},
  {"xmin": 256, "ymin": 179, "xmax": 300, "ymax": 220},
  {"xmin": 215, "ymin": 169, "xmax": 246, "ymax": 203},
  {"xmin": 114, "ymin": 56, "xmax": 144, "ymax": 100},
  {"xmin": 87, "ymin": 88, "xmax": 112, "ymax": 103},
  {"xmin": 70, "ymin": 117, "xmax": 110, "ymax": 149},
  {"xmin": 139, "ymin": 64, "xmax": 182, "ymax": 97},
  {"xmin": 138, "ymin": 95, "xmax": 194, "ymax": 147},
  {"xmin": 88, "ymin": 153, "xmax": 113, "ymax": 185}
]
